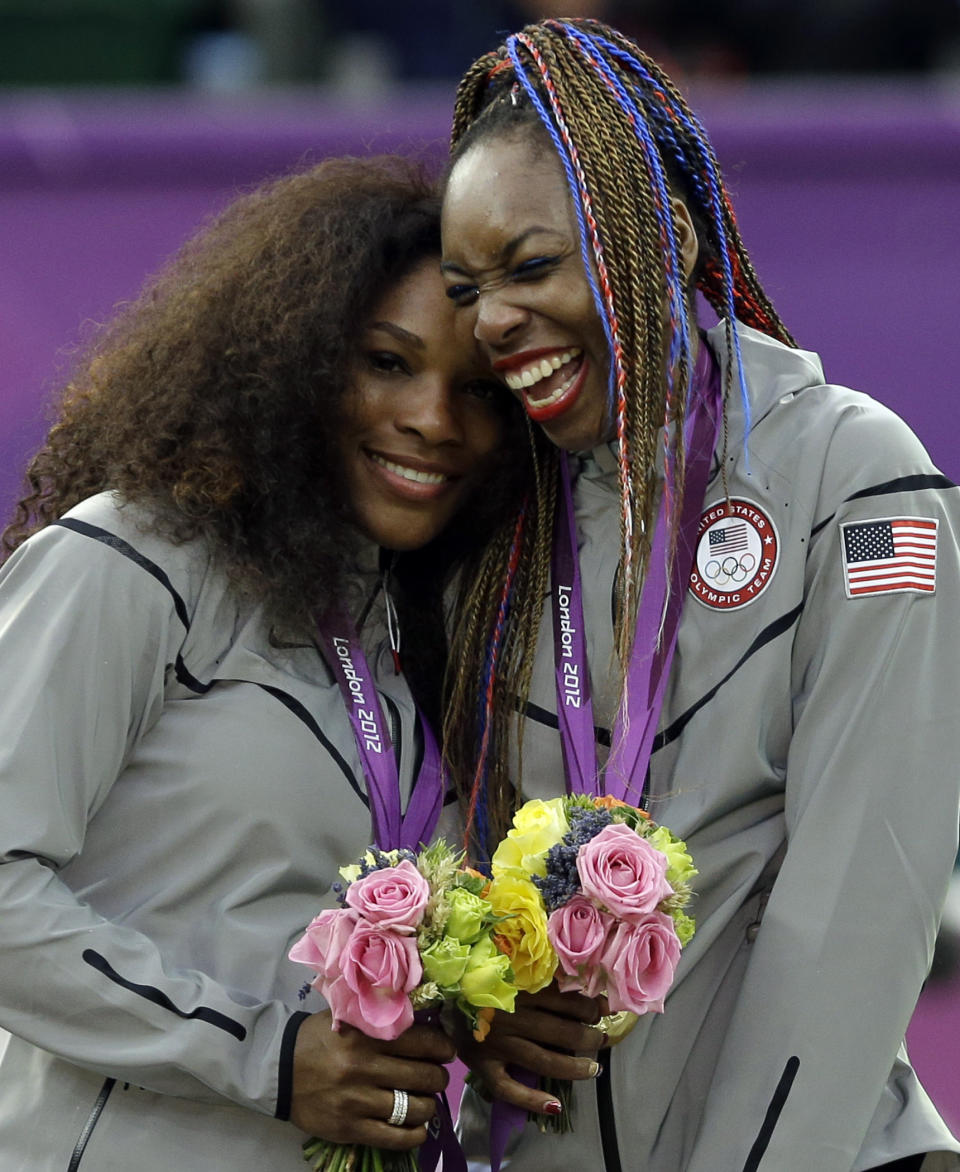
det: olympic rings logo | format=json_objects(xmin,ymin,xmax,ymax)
[
  {"xmin": 703, "ymin": 551, "xmax": 756, "ymax": 585},
  {"xmin": 691, "ymin": 499, "xmax": 779, "ymax": 611}
]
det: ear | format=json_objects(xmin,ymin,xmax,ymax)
[{"xmin": 670, "ymin": 197, "xmax": 700, "ymax": 283}]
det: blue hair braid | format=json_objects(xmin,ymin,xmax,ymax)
[
  {"xmin": 505, "ymin": 35, "xmax": 617, "ymax": 417},
  {"xmin": 591, "ymin": 33, "xmax": 753, "ymax": 437},
  {"xmin": 559, "ymin": 22, "xmax": 694, "ymax": 422}
]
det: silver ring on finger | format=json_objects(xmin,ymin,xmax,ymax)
[{"xmin": 387, "ymin": 1088, "xmax": 409, "ymax": 1127}]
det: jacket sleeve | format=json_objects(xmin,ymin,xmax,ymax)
[
  {"xmin": 0, "ymin": 518, "xmax": 305, "ymax": 1119},
  {"xmin": 685, "ymin": 400, "xmax": 960, "ymax": 1170}
]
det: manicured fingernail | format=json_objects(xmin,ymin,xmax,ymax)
[
  {"xmin": 588, "ymin": 1060, "xmax": 603, "ymax": 1078},
  {"xmin": 543, "ymin": 1100, "xmax": 563, "ymax": 1116}
]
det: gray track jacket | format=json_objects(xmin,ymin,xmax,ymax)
[
  {"xmin": 457, "ymin": 324, "xmax": 960, "ymax": 1171},
  {"xmin": 0, "ymin": 494, "xmax": 427, "ymax": 1170}
]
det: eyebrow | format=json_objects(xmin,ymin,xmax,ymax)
[
  {"xmin": 367, "ymin": 321, "xmax": 424, "ymax": 349},
  {"xmin": 441, "ymin": 226, "xmax": 566, "ymax": 276}
]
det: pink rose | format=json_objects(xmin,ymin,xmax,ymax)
[
  {"xmin": 601, "ymin": 912, "xmax": 681, "ymax": 1015},
  {"xmin": 289, "ymin": 909, "xmax": 421, "ymax": 1040},
  {"xmin": 576, "ymin": 823, "xmax": 673, "ymax": 921},
  {"xmin": 345, "ymin": 860, "xmax": 430, "ymax": 933},
  {"xmin": 289, "ymin": 908, "xmax": 360, "ymax": 981},
  {"xmin": 336, "ymin": 921, "xmax": 421, "ymax": 1039},
  {"xmin": 547, "ymin": 895, "xmax": 614, "ymax": 997}
]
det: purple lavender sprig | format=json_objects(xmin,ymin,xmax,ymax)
[
  {"xmin": 566, "ymin": 804, "xmax": 613, "ymax": 844},
  {"xmin": 357, "ymin": 846, "xmax": 418, "ymax": 875},
  {"xmin": 533, "ymin": 805, "xmax": 614, "ymax": 912},
  {"xmin": 534, "ymin": 843, "xmax": 580, "ymax": 912}
]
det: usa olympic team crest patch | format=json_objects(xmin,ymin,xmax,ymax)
[{"xmin": 689, "ymin": 498, "xmax": 779, "ymax": 611}]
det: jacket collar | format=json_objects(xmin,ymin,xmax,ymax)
[
  {"xmin": 576, "ymin": 320, "xmax": 825, "ymax": 489},
  {"xmin": 710, "ymin": 320, "xmax": 824, "ymax": 454}
]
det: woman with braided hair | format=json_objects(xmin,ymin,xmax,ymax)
[{"xmin": 439, "ymin": 17, "xmax": 960, "ymax": 1172}]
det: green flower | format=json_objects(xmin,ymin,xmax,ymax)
[
  {"xmin": 648, "ymin": 826, "xmax": 698, "ymax": 888},
  {"xmin": 445, "ymin": 888, "xmax": 490, "ymax": 944},
  {"xmin": 459, "ymin": 937, "xmax": 517, "ymax": 1012},
  {"xmin": 672, "ymin": 909, "xmax": 696, "ymax": 947},
  {"xmin": 421, "ymin": 936, "xmax": 472, "ymax": 989}
]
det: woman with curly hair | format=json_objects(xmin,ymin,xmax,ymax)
[
  {"xmin": 0, "ymin": 156, "xmax": 523, "ymax": 1169},
  {"xmin": 439, "ymin": 17, "xmax": 960, "ymax": 1172}
]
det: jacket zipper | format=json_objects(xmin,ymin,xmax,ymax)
[
  {"xmin": 67, "ymin": 1077, "xmax": 115, "ymax": 1171},
  {"xmin": 596, "ymin": 1062, "xmax": 623, "ymax": 1172}
]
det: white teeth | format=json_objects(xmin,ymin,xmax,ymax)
[
  {"xmin": 526, "ymin": 369, "xmax": 579, "ymax": 409},
  {"xmin": 371, "ymin": 454, "xmax": 447, "ymax": 484},
  {"xmin": 504, "ymin": 349, "xmax": 581, "ymax": 392}
]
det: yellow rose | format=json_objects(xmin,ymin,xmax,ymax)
[
  {"xmin": 491, "ymin": 798, "xmax": 569, "ymax": 879},
  {"xmin": 486, "ymin": 874, "xmax": 556, "ymax": 993},
  {"xmin": 459, "ymin": 936, "xmax": 517, "ymax": 1012},
  {"xmin": 647, "ymin": 826, "xmax": 698, "ymax": 888}
]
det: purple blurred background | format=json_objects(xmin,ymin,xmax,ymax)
[
  {"xmin": 1, "ymin": 81, "xmax": 959, "ymax": 1130},
  {"xmin": 4, "ymin": 82, "xmax": 960, "ymax": 509}
]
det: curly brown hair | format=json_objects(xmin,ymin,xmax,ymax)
[{"xmin": 2, "ymin": 155, "xmax": 526, "ymax": 646}]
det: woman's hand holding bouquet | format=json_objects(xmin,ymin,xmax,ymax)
[
  {"xmin": 289, "ymin": 841, "xmax": 517, "ymax": 1171},
  {"xmin": 461, "ymin": 795, "xmax": 697, "ymax": 1135},
  {"xmin": 290, "ymin": 1010, "xmax": 455, "ymax": 1157}
]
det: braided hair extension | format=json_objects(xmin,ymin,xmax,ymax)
[
  {"xmin": 444, "ymin": 421, "xmax": 560, "ymax": 859},
  {"xmin": 444, "ymin": 18, "xmax": 793, "ymax": 858}
]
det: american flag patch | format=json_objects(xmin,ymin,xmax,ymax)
[
  {"xmin": 708, "ymin": 522, "xmax": 749, "ymax": 554},
  {"xmin": 840, "ymin": 516, "xmax": 938, "ymax": 597}
]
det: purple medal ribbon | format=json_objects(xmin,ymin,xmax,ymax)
[
  {"xmin": 315, "ymin": 618, "xmax": 465, "ymax": 1172},
  {"xmin": 551, "ymin": 448, "xmax": 597, "ymax": 795},
  {"xmin": 490, "ymin": 341, "xmax": 721, "ymax": 1172},
  {"xmin": 316, "ymin": 621, "xmax": 444, "ymax": 853},
  {"xmin": 551, "ymin": 339, "xmax": 721, "ymax": 803}
]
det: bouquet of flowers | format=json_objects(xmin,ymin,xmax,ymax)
[
  {"xmin": 289, "ymin": 840, "xmax": 517, "ymax": 1172},
  {"xmin": 483, "ymin": 794, "xmax": 697, "ymax": 1131}
]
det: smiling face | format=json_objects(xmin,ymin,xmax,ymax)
[
  {"xmin": 340, "ymin": 257, "xmax": 505, "ymax": 551},
  {"xmin": 441, "ymin": 133, "xmax": 613, "ymax": 453}
]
